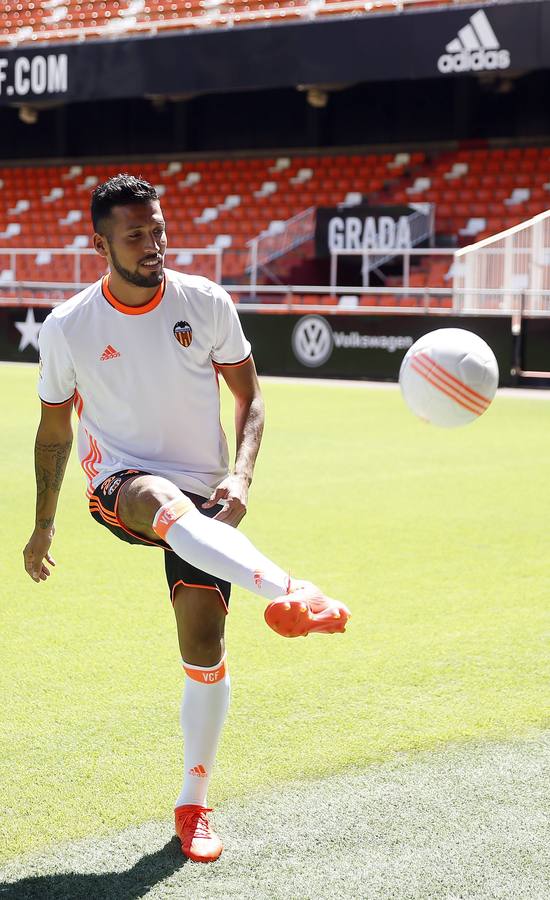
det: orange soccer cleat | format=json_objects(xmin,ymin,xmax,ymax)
[
  {"xmin": 174, "ymin": 804, "xmax": 223, "ymax": 863},
  {"xmin": 264, "ymin": 583, "xmax": 351, "ymax": 638}
]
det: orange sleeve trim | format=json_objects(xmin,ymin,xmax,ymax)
[
  {"xmin": 39, "ymin": 393, "xmax": 75, "ymax": 408},
  {"xmin": 102, "ymin": 274, "xmax": 165, "ymax": 315},
  {"xmin": 212, "ymin": 352, "xmax": 252, "ymax": 369},
  {"xmin": 183, "ymin": 656, "xmax": 227, "ymax": 684}
]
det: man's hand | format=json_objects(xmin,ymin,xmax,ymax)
[
  {"xmin": 23, "ymin": 526, "xmax": 56, "ymax": 583},
  {"xmin": 202, "ymin": 474, "xmax": 249, "ymax": 527}
]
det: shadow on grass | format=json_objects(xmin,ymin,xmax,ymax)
[{"xmin": 0, "ymin": 836, "xmax": 187, "ymax": 899}]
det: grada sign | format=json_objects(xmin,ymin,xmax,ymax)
[
  {"xmin": 327, "ymin": 214, "xmax": 412, "ymax": 252},
  {"xmin": 315, "ymin": 205, "xmax": 427, "ymax": 257}
]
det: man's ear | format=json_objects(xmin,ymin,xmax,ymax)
[{"xmin": 93, "ymin": 232, "xmax": 108, "ymax": 258}]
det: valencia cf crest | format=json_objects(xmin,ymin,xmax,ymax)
[{"xmin": 173, "ymin": 321, "xmax": 193, "ymax": 348}]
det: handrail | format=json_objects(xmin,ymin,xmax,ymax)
[{"xmin": 247, "ymin": 206, "xmax": 315, "ymax": 281}]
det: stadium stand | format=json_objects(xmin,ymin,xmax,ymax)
[
  {"xmin": 0, "ymin": 144, "xmax": 548, "ymax": 301},
  {"xmin": 0, "ymin": 0, "xmax": 474, "ymax": 45}
]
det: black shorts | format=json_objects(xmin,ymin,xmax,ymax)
[{"xmin": 88, "ymin": 469, "xmax": 231, "ymax": 610}]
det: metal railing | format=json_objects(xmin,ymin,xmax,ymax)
[
  {"xmin": 5, "ymin": 281, "xmax": 550, "ymax": 318},
  {"xmin": 234, "ymin": 285, "xmax": 550, "ymax": 318},
  {"xmin": 329, "ymin": 246, "xmax": 451, "ymax": 293},
  {"xmin": 453, "ymin": 210, "xmax": 550, "ymax": 313},
  {"xmin": 247, "ymin": 207, "xmax": 316, "ymax": 283},
  {"xmin": 0, "ymin": 247, "xmax": 223, "ymax": 288}
]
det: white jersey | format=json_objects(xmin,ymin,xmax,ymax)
[{"xmin": 38, "ymin": 268, "xmax": 252, "ymax": 498}]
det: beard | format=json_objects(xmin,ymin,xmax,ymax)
[{"xmin": 109, "ymin": 244, "xmax": 164, "ymax": 288}]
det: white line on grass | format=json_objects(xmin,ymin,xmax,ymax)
[{"xmin": 1, "ymin": 731, "xmax": 548, "ymax": 900}]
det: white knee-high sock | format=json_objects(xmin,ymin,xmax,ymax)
[
  {"xmin": 153, "ymin": 498, "xmax": 293, "ymax": 601},
  {"xmin": 175, "ymin": 655, "xmax": 231, "ymax": 810}
]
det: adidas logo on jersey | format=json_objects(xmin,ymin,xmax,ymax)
[
  {"xmin": 437, "ymin": 10, "xmax": 511, "ymax": 74},
  {"xmin": 100, "ymin": 344, "xmax": 121, "ymax": 361}
]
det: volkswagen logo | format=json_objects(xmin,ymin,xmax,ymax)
[{"xmin": 292, "ymin": 316, "xmax": 334, "ymax": 368}]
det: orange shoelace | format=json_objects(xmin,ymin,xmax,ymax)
[{"xmin": 178, "ymin": 807, "xmax": 214, "ymax": 839}]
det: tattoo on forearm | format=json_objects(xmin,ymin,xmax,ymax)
[
  {"xmin": 35, "ymin": 439, "xmax": 72, "ymax": 498},
  {"xmin": 37, "ymin": 516, "xmax": 55, "ymax": 530}
]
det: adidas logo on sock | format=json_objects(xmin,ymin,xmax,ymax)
[
  {"xmin": 437, "ymin": 10, "xmax": 510, "ymax": 74},
  {"xmin": 100, "ymin": 344, "xmax": 121, "ymax": 361},
  {"xmin": 189, "ymin": 764, "xmax": 208, "ymax": 778}
]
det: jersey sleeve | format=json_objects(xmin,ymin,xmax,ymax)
[
  {"xmin": 211, "ymin": 285, "xmax": 252, "ymax": 367},
  {"xmin": 37, "ymin": 313, "xmax": 76, "ymax": 406}
]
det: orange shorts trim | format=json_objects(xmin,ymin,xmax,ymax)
[
  {"xmin": 88, "ymin": 471, "xmax": 231, "ymax": 609},
  {"xmin": 171, "ymin": 578, "xmax": 229, "ymax": 614}
]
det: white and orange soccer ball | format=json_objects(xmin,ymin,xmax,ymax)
[{"xmin": 399, "ymin": 328, "xmax": 499, "ymax": 428}]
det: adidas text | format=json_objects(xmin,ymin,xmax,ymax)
[{"xmin": 438, "ymin": 49, "xmax": 510, "ymax": 74}]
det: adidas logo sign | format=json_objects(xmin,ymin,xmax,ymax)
[
  {"xmin": 100, "ymin": 344, "xmax": 121, "ymax": 361},
  {"xmin": 437, "ymin": 10, "xmax": 511, "ymax": 74}
]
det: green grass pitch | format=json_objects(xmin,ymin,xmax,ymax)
[{"xmin": 1, "ymin": 364, "xmax": 549, "ymax": 862}]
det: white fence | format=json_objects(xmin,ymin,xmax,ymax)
[{"xmin": 453, "ymin": 210, "xmax": 550, "ymax": 314}]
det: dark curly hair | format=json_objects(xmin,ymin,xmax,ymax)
[{"xmin": 91, "ymin": 174, "xmax": 158, "ymax": 233}]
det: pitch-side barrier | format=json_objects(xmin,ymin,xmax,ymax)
[
  {"xmin": 2, "ymin": 283, "xmax": 550, "ymax": 315},
  {"xmin": 3, "ymin": 283, "xmax": 549, "ymax": 385}
]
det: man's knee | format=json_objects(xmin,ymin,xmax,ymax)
[{"xmin": 117, "ymin": 475, "xmax": 186, "ymax": 539}]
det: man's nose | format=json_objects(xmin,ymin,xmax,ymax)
[{"xmin": 144, "ymin": 233, "xmax": 161, "ymax": 253}]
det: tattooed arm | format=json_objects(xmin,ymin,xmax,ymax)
[{"xmin": 23, "ymin": 401, "xmax": 73, "ymax": 583}]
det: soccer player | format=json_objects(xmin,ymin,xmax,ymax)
[{"xmin": 22, "ymin": 174, "xmax": 350, "ymax": 863}]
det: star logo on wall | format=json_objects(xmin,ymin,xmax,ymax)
[{"xmin": 15, "ymin": 308, "xmax": 42, "ymax": 352}]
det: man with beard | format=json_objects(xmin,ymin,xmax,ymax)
[{"xmin": 23, "ymin": 174, "xmax": 350, "ymax": 863}]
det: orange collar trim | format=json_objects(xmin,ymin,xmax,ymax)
[{"xmin": 102, "ymin": 274, "xmax": 166, "ymax": 315}]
